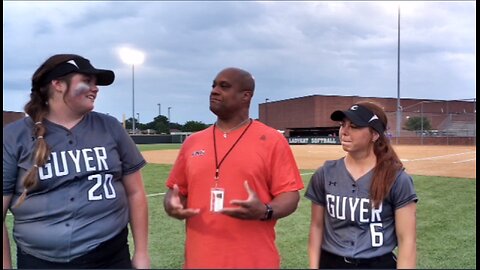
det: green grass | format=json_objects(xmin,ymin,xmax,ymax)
[
  {"xmin": 414, "ymin": 175, "xmax": 476, "ymax": 269},
  {"xmin": 5, "ymin": 166, "xmax": 476, "ymax": 269},
  {"xmin": 137, "ymin": 144, "xmax": 182, "ymax": 151}
]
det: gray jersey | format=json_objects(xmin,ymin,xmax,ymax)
[
  {"xmin": 304, "ymin": 158, "xmax": 417, "ymax": 259},
  {"xmin": 3, "ymin": 112, "xmax": 146, "ymax": 262}
]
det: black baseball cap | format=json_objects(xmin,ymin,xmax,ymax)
[
  {"xmin": 38, "ymin": 56, "xmax": 115, "ymax": 87},
  {"xmin": 330, "ymin": 104, "xmax": 386, "ymax": 134}
]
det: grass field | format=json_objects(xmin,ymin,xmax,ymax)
[
  {"xmin": 4, "ymin": 144, "xmax": 476, "ymax": 268},
  {"xmin": 137, "ymin": 143, "xmax": 183, "ymax": 152}
]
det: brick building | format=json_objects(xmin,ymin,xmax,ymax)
[
  {"xmin": 258, "ymin": 95, "xmax": 476, "ymax": 145},
  {"xmin": 3, "ymin": 111, "xmax": 26, "ymax": 127}
]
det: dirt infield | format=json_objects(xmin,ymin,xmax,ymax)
[{"xmin": 142, "ymin": 145, "xmax": 476, "ymax": 179}]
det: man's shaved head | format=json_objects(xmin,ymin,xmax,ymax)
[{"xmin": 217, "ymin": 67, "xmax": 255, "ymax": 93}]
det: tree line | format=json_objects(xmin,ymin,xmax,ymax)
[
  {"xmin": 124, "ymin": 115, "xmax": 210, "ymax": 134},
  {"xmin": 123, "ymin": 115, "xmax": 432, "ymax": 135}
]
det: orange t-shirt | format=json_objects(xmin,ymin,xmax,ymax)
[{"xmin": 166, "ymin": 120, "xmax": 304, "ymax": 268}]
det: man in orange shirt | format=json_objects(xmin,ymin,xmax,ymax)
[{"xmin": 163, "ymin": 67, "xmax": 304, "ymax": 268}]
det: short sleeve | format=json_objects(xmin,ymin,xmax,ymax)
[
  {"xmin": 165, "ymin": 137, "xmax": 190, "ymax": 196},
  {"xmin": 3, "ymin": 119, "xmax": 32, "ymax": 195},
  {"xmin": 304, "ymin": 167, "xmax": 326, "ymax": 206},
  {"xmin": 3, "ymin": 131, "xmax": 18, "ymax": 195},
  {"xmin": 109, "ymin": 117, "xmax": 146, "ymax": 175},
  {"xmin": 269, "ymin": 135, "xmax": 304, "ymax": 196},
  {"xmin": 389, "ymin": 170, "xmax": 418, "ymax": 209}
]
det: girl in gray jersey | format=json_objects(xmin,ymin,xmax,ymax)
[
  {"xmin": 3, "ymin": 54, "xmax": 150, "ymax": 269},
  {"xmin": 305, "ymin": 101, "xmax": 418, "ymax": 269}
]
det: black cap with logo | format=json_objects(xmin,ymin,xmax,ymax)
[{"xmin": 330, "ymin": 104, "xmax": 386, "ymax": 134}]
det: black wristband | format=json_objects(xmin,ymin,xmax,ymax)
[{"xmin": 261, "ymin": 204, "xmax": 273, "ymax": 221}]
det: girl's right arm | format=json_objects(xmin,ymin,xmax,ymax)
[{"xmin": 308, "ymin": 203, "xmax": 325, "ymax": 269}]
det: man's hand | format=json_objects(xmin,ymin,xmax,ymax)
[
  {"xmin": 220, "ymin": 181, "xmax": 266, "ymax": 220},
  {"xmin": 164, "ymin": 184, "xmax": 200, "ymax": 220}
]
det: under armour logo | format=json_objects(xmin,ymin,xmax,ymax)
[
  {"xmin": 260, "ymin": 135, "xmax": 266, "ymax": 141},
  {"xmin": 350, "ymin": 105, "xmax": 358, "ymax": 110},
  {"xmin": 329, "ymin": 181, "xmax": 337, "ymax": 186},
  {"xmin": 67, "ymin": 60, "xmax": 79, "ymax": 69},
  {"xmin": 368, "ymin": 114, "xmax": 379, "ymax": 123}
]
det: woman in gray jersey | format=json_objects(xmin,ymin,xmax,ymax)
[
  {"xmin": 305, "ymin": 101, "xmax": 418, "ymax": 269},
  {"xmin": 3, "ymin": 54, "xmax": 150, "ymax": 268}
]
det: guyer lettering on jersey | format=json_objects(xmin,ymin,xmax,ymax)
[
  {"xmin": 326, "ymin": 194, "xmax": 384, "ymax": 247},
  {"xmin": 325, "ymin": 194, "xmax": 383, "ymax": 223},
  {"xmin": 38, "ymin": 147, "xmax": 109, "ymax": 180}
]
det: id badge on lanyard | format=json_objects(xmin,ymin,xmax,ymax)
[
  {"xmin": 210, "ymin": 119, "xmax": 251, "ymax": 213},
  {"xmin": 210, "ymin": 187, "xmax": 225, "ymax": 212}
]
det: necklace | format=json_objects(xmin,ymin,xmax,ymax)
[
  {"xmin": 215, "ymin": 118, "xmax": 251, "ymax": 138},
  {"xmin": 213, "ymin": 119, "xmax": 253, "ymax": 186}
]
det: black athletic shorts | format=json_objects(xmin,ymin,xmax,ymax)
[
  {"xmin": 17, "ymin": 227, "xmax": 132, "ymax": 269},
  {"xmin": 319, "ymin": 249, "xmax": 397, "ymax": 269}
]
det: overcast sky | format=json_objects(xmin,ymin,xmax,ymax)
[{"xmin": 3, "ymin": 1, "xmax": 476, "ymax": 125}]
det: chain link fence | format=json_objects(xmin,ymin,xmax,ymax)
[{"xmin": 385, "ymin": 98, "xmax": 476, "ymax": 145}]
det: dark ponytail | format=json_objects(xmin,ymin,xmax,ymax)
[{"xmin": 357, "ymin": 101, "xmax": 404, "ymax": 209}]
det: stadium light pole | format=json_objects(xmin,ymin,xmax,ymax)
[
  {"xmin": 157, "ymin": 103, "xmax": 161, "ymax": 116},
  {"xmin": 119, "ymin": 47, "xmax": 145, "ymax": 134},
  {"xmin": 420, "ymin": 101, "xmax": 424, "ymax": 145},
  {"xmin": 168, "ymin": 106, "xmax": 172, "ymax": 122},
  {"xmin": 396, "ymin": 6, "xmax": 402, "ymax": 145}
]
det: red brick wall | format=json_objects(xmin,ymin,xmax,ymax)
[
  {"xmin": 395, "ymin": 137, "xmax": 476, "ymax": 145},
  {"xmin": 260, "ymin": 95, "xmax": 474, "ymax": 128},
  {"xmin": 3, "ymin": 111, "xmax": 26, "ymax": 127},
  {"xmin": 258, "ymin": 95, "xmax": 475, "ymax": 145}
]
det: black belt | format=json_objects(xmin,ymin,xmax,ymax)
[{"xmin": 322, "ymin": 249, "xmax": 395, "ymax": 266}]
